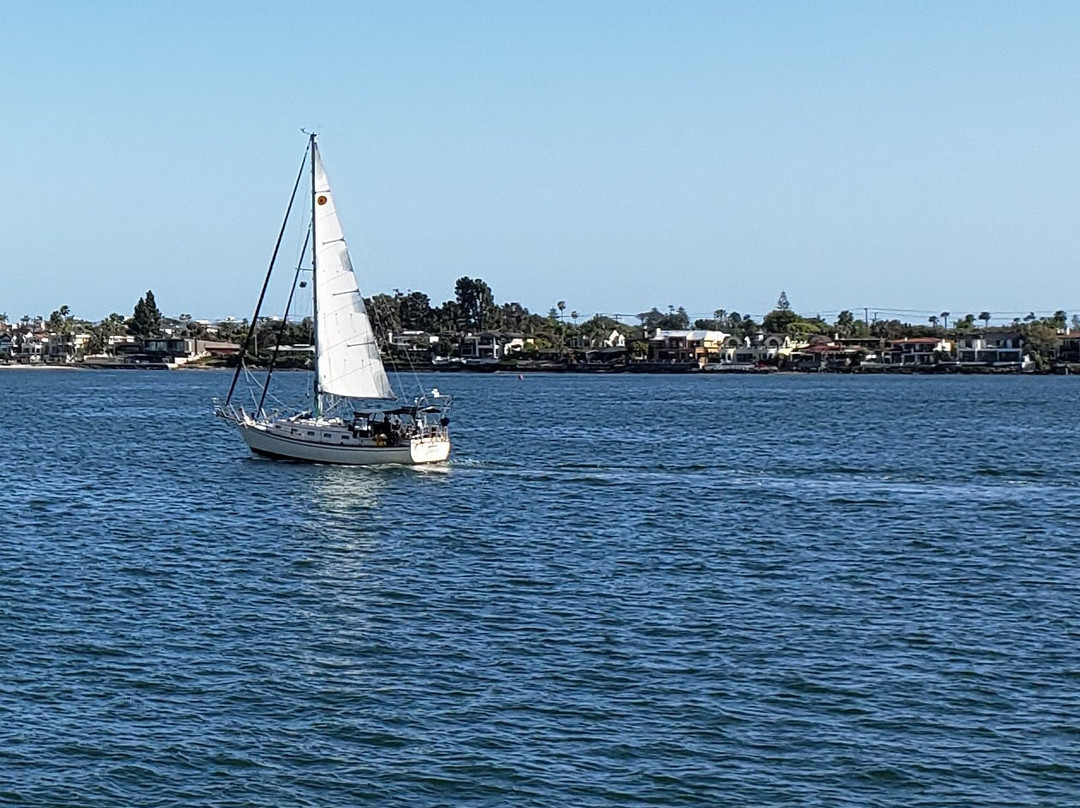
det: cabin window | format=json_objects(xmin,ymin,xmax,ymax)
[
  {"xmin": 323, "ymin": 432, "xmax": 332, "ymax": 438},
  {"xmin": 307, "ymin": 431, "xmax": 315, "ymax": 436}
]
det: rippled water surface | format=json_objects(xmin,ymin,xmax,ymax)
[{"xmin": 2, "ymin": 369, "xmax": 1079, "ymax": 806}]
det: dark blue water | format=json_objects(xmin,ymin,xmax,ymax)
[{"xmin": 1, "ymin": 369, "xmax": 1078, "ymax": 806}]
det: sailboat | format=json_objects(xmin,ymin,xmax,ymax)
[{"xmin": 215, "ymin": 133, "xmax": 452, "ymax": 465}]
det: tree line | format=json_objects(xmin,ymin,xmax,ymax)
[{"xmin": 5, "ymin": 283, "xmax": 1075, "ymax": 365}]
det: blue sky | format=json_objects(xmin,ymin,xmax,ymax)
[{"xmin": 3, "ymin": 0, "xmax": 1080, "ymax": 325}]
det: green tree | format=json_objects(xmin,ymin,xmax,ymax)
[
  {"xmin": 130, "ymin": 290, "xmax": 163, "ymax": 339},
  {"xmin": 398, "ymin": 291, "xmax": 433, "ymax": 331},
  {"xmin": 1023, "ymin": 320, "xmax": 1058, "ymax": 370},
  {"xmin": 48, "ymin": 305, "xmax": 73, "ymax": 335},
  {"xmin": 365, "ymin": 293, "xmax": 402, "ymax": 344},
  {"xmin": 762, "ymin": 307, "xmax": 799, "ymax": 334},
  {"xmin": 836, "ymin": 310, "xmax": 856, "ymax": 337},
  {"xmin": 454, "ymin": 277, "xmax": 496, "ymax": 331},
  {"xmin": 637, "ymin": 306, "xmax": 689, "ymax": 331},
  {"xmin": 499, "ymin": 301, "xmax": 537, "ymax": 333},
  {"xmin": 432, "ymin": 300, "xmax": 465, "ymax": 334},
  {"xmin": 736, "ymin": 313, "xmax": 759, "ymax": 336},
  {"xmin": 579, "ymin": 314, "xmax": 627, "ymax": 346},
  {"xmin": 776, "ymin": 290, "xmax": 792, "ymax": 311},
  {"xmin": 955, "ymin": 313, "xmax": 977, "ymax": 332},
  {"xmin": 979, "ymin": 311, "xmax": 991, "ymax": 330},
  {"xmin": 870, "ymin": 318, "xmax": 908, "ymax": 339},
  {"xmin": 86, "ymin": 312, "xmax": 128, "ymax": 355}
]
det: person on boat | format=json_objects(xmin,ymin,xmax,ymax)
[{"xmin": 388, "ymin": 414, "xmax": 404, "ymax": 446}]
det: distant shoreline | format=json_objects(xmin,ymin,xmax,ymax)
[
  {"xmin": 1, "ymin": 362, "xmax": 1071, "ymax": 377},
  {"xmin": 0, "ymin": 364, "xmax": 81, "ymax": 370}
]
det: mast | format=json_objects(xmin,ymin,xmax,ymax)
[{"xmin": 309, "ymin": 132, "xmax": 322, "ymax": 416}]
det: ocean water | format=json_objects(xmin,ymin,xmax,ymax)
[{"xmin": 1, "ymin": 369, "xmax": 1078, "ymax": 806}]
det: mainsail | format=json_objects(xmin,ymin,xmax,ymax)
[{"xmin": 312, "ymin": 143, "xmax": 395, "ymax": 400}]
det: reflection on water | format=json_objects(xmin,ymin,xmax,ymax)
[{"xmin": 311, "ymin": 465, "xmax": 389, "ymax": 512}]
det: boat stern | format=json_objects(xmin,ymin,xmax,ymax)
[{"xmin": 410, "ymin": 435, "xmax": 451, "ymax": 464}]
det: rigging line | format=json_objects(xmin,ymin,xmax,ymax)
[
  {"xmin": 225, "ymin": 140, "xmax": 312, "ymax": 408},
  {"xmin": 258, "ymin": 226, "xmax": 312, "ymax": 419},
  {"xmin": 393, "ymin": 303, "xmax": 429, "ymax": 401}
]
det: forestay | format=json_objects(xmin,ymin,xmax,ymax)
[{"xmin": 312, "ymin": 143, "xmax": 395, "ymax": 400}]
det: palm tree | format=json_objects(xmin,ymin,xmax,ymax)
[
  {"xmin": 555, "ymin": 301, "xmax": 567, "ymax": 352},
  {"xmin": 714, "ymin": 309, "xmax": 726, "ymax": 330},
  {"xmin": 940, "ymin": 311, "xmax": 950, "ymax": 332},
  {"xmin": 929, "ymin": 315, "xmax": 939, "ymax": 330},
  {"xmin": 979, "ymin": 311, "xmax": 991, "ymax": 330}
]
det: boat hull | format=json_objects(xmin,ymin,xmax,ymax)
[{"xmin": 236, "ymin": 421, "xmax": 450, "ymax": 465}]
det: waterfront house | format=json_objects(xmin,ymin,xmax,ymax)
[
  {"xmin": 104, "ymin": 335, "xmax": 138, "ymax": 353},
  {"xmin": 837, "ymin": 336, "xmax": 887, "ymax": 352},
  {"xmin": 732, "ymin": 333, "xmax": 799, "ymax": 365},
  {"xmin": 387, "ymin": 330, "xmax": 440, "ymax": 362},
  {"xmin": 956, "ymin": 331, "xmax": 1030, "ymax": 369},
  {"xmin": 198, "ymin": 340, "xmax": 241, "ymax": 357},
  {"xmin": 143, "ymin": 338, "xmax": 196, "ymax": 361},
  {"xmin": 647, "ymin": 329, "xmax": 730, "ymax": 367},
  {"xmin": 139, "ymin": 338, "xmax": 240, "ymax": 364},
  {"xmin": 459, "ymin": 332, "xmax": 531, "ymax": 362},
  {"xmin": 789, "ymin": 340, "xmax": 861, "ymax": 370},
  {"xmin": 717, "ymin": 336, "xmax": 741, "ymax": 364},
  {"xmin": 581, "ymin": 346, "xmax": 628, "ymax": 366},
  {"xmin": 0, "ymin": 333, "xmax": 11, "ymax": 361},
  {"xmin": 47, "ymin": 335, "xmax": 74, "ymax": 364},
  {"xmin": 45, "ymin": 331, "xmax": 92, "ymax": 363},
  {"xmin": 1053, "ymin": 333, "xmax": 1080, "ymax": 365},
  {"xmin": 15, "ymin": 331, "xmax": 47, "ymax": 363},
  {"xmin": 885, "ymin": 337, "xmax": 952, "ymax": 366},
  {"xmin": 601, "ymin": 329, "xmax": 626, "ymax": 349}
]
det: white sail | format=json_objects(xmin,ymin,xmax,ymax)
[{"xmin": 312, "ymin": 143, "xmax": 395, "ymax": 400}]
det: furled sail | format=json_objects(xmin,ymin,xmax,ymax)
[{"xmin": 312, "ymin": 143, "xmax": 395, "ymax": 400}]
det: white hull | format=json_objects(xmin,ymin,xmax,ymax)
[{"xmin": 236, "ymin": 419, "xmax": 450, "ymax": 466}]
